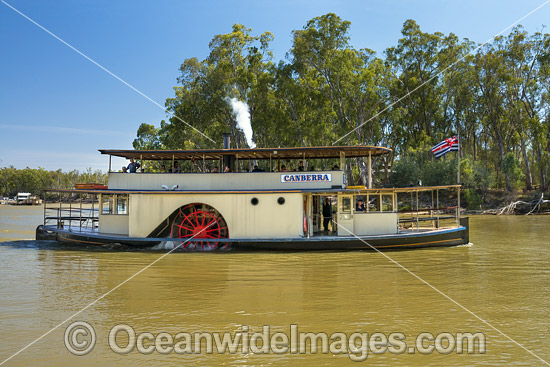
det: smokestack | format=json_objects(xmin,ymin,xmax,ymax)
[
  {"xmin": 222, "ymin": 133, "xmax": 235, "ymax": 172},
  {"xmin": 223, "ymin": 133, "xmax": 231, "ymax": 149}
]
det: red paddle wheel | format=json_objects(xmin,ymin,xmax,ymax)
[{"xmin": 170, "ymin": 203, "xmax": 229, "ymax": 250}]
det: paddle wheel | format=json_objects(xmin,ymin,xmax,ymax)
[{"xmin": 170, "ymin": 203, "xmax": 229, "ymax": 250}]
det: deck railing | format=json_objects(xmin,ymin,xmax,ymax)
[
  {"xmin": 395, "ymin": 186, "xmax": 462, "ymax": 231},
  {"xmin": 43, "ymin": 191, "xmax": 99, "ymax": 232}
]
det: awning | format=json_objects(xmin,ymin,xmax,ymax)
[{"xmin": 99, "ymin": 145, "xmax": 392, "ymax": 161}]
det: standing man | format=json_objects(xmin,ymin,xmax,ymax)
[
  {"xmin": 127, "ymin": 158, "xmax": 140, "ymax": 173},
  {"xmin": 322, "ymin": 198, "xmax": 332, "ymax": 233}
]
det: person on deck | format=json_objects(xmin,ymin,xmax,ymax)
[
  {"xmin": 356, "ymin": 199, "xmax": 366, "ymax": 212},
  {"xmin": 127, "ymin": 158, "xmax": 140, "ymax": 173},
  {"xmin": 322, "ymin": 198, "xmax": 332, "ymax": 232},
  {"xmin": 298, "ymin": 161, "xmax": 305, "ymax": 171},
  {"xmin": 172, "ymin": 161, "xmax": 181, "ymax": 173},
  {"xmin": 280, "ymin": 165, "xmax": 287, "ymax": 172}
]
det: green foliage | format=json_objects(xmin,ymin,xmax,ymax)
[
  {"xmin": 0, "ymin": 166, "xmax": 107, "ymax": 197},
  {"xmin": 501, "ymin": 152, "xmax": 525, "ymax": 190},
  {"xmin": 464, "ymin": 189, "xmax": 483, "ymax": 209},
  {"xmin": 421, "ymin": 158, "xmax": 456, "ymax": 186},
  {"xmin": 133, "ymin": 123, "xmax": 162, "ymax": 150},
  {"xmin": 460, "ymin": 158, "xmax": 475, "ymax": 188},
  {"xmin": 390, "ymin": 149, "xmax": 457, "ymax": 187},
  {"xmin": 460, "ymin": 157, "xmax": 493, "ymax": 191},
  {"xmin": 389, "ymin": 155, "xmax": 420, "ymax": 187}
]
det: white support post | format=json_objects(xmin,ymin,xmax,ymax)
[
  {"xmin": 436, "ymin": 189, "xmax": 440, "ymax": 229},
  {"xmin": 457, "ymin": 187, "xmax": 461, "ymax": 225},
  {"xmin": 368, "ymin": 152, "xmax": 372, "ymax": 189},
  {"xmin": 340, "ymin": 151, "xmax": 346, "ymax": 186}
]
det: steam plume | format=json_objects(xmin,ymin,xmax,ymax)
[{"xmin": 227, "ymin": 97, "xmax": 255, "ymax": 148}]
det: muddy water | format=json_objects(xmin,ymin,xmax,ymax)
[{"xmin": 0, "ymin": 205, "xmax": 549, "ymax": 366}]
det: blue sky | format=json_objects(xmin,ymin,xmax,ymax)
[{"xmin": 1, "ymin": 0, "xmax": 549, "ymax": 172}]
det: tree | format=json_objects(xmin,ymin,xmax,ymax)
[{"xmin": 163, "ymin": 24, "xmax": 275, "ymax": 150}]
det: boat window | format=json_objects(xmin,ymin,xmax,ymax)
[
  {"xmin": 117, "ymin": 196, "xmax": 129, "ymax": 214},
  {"xmin": 368, "ymin": 195, "xmax": 380, "ymax": 212},
  {"xmin": 102, "ymin": 195, "xmax": 114, "ymax": 215},
  {"xmin": 102, "ymin": 194, "xmax": 129, "ymax": 215},
  {"xmin": 382, "ymin": 194, "xmax": 394, "ymax": 212},
  {"xmin": 354, "ymin": 195, "xmax": 366, "ymax": 212},
  {"xmin": 341, "ymin": 196, "xmax": 352, "ymax": 213}
]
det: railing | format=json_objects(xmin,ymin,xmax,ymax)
[
  {"xmin": 43, "ymin": 191, "xmax": 99, "ymax": 232},
  {"xmin": 395, "ymin": 186, "xmax": 462, "ymax": 231},
  {"xmin": 398, "ymin": 206, "xmax": 460, "ymax": 231}
]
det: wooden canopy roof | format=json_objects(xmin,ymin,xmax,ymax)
[{"xmin": 99, "ymin": 146, "xmax": 391, "ymax": 161}]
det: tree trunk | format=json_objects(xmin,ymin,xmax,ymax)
[
  {"xmin": 346, "ymin": 161, "xmax": 355, "ymax": 187},
  {"xmin": 519, "ymin": 135, "xmax": 533, "ymax": 190},
  {"xmin": 355, "ymin": 157, "xmax": 367, "ymax": 187},
  {"xmin": 538, "ymin": 148, "xmax": 547, "ymax": 191},
  {"xmin": 497, "ymin": 139, "xmax": 512, "ymax": 192}
]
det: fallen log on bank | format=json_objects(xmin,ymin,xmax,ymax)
[{"xmin": 482, "ymin": 193, "xmax": 550, "ymax": 215}]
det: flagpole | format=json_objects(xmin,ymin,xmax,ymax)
[{"xmin": 457, "ymin": 130, "xmax": 461, "ymax": 185}]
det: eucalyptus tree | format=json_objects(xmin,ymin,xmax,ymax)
[
  {"xmin": 385, "ymin": 20, "xmax": 449, "ymax": 149},
  {"xmin": 473, "ymin": 38, "xmax": 519, "ymax": 191},
  {"xmin": 163, "ymin": 24, "xmax": 275, "ymax": 150},
  {"xmin": 534, "ymin": 32, "xmax": 550, "ymax": 190},
  {"xmin": 509, "ymin": 28, "xmax": 550, "ymax": 190},
  {"xmin": 289, "ymin": 13, "xmax": 354, "ymax": 145},
  {"xmin": 501, "ymin": 26, "xmax": 541, "ymax": 190},
  {"xmin": 288, "ymin": 13, "xmax": 392, "ymax": 184}
]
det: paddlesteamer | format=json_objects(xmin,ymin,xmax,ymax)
[{"xmin": 36, "ymin": 141, "xmax": 469, "ymax": 251}]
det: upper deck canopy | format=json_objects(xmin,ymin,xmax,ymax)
[{"xmin": 99, "ymin": 145, "xmax": 391, "ymax": 161}]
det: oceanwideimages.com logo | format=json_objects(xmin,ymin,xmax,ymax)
[{"xmin": 64, "ymin": 322, "xmax": 486, "ymax": 361}]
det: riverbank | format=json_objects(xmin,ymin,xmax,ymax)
[{"xmin": 463, "ymin": 189, "xmax": 550, "ymax": 215}]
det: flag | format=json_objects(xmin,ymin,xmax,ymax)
[{"xmin": 431, "ymin": 136, "xmax": 459, "ymax": 158}]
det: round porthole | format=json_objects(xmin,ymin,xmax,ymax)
[
  {"xmin": 251, "ymin": 197, "xmax": 259, "ymax": 206},
  {"xmin": 277, "ymin": 197, "xmax": 285, "ymax": 205}
]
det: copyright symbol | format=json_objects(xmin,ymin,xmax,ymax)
[{"xmin": 64, "ymin": 321, "xmax": 96, "ymax": 355}]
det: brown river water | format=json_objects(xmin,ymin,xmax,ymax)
[{"xmin": 0, "ymin": 205, "xmax": 549, "ymax": 366}]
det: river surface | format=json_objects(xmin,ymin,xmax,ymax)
[{"xmin": 0, "ymin": 205, "xmax": 549, "ymax": 366}]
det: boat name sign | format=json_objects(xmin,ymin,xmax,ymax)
[{"xmin": 281, "ymin": 173, "xmax": 332, "ymax": 183}]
